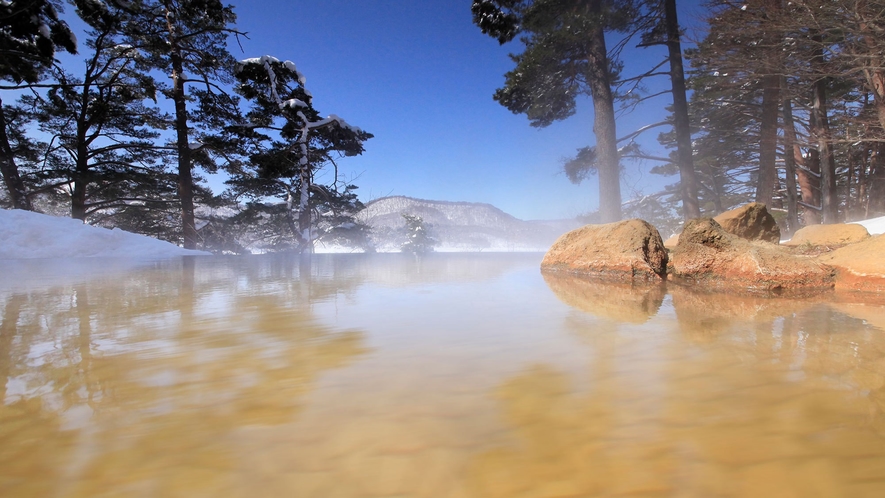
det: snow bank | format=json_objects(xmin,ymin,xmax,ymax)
[
  {"xmin": 0, "ymin": 209, "xmax": 209, "ymax": 259},
  {"xmin": 850, "ymin": 216, "xmax": 885, "ymax": 236}
]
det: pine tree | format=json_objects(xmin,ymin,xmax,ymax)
[
  {"xmin": 224, "ymin": 56, "xmax": 373, "ymax": 253},
  {"xmin": 471, "ymin": 0, "xmax": 636, "ymax": 223},
  {"xmin": 0, "ymin": 0, "xmax": 76, "ymax": 210},
  {"xmin": 123, "ymin": 0, "xmax": 241, "ymax": 248},
  {"xmin": 631, "ymin": 0, "xmax": 701, "ymax": 220},
  {"xmin": 22, "ymin": 0, "xmax": 174, "ymax": 228},
  {"xmin": 400, "ymin": 214, "xmax": 437, "ymax": 255}
]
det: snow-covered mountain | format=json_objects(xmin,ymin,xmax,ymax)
[{"xmin": 357, "ymin": 196, "xmax": 582, "ymax": 252}]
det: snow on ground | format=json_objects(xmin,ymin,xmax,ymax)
[
  {"xmin": 3, "ymin": 208, "xmax": 885, "ymax": 261},
  {"xmin": 0, "ymin": 209, "xmax": 209, "ymax": 259},
  {"xmin": 850, "ymin": 216, "xmax": 885, "ymax": 236}
]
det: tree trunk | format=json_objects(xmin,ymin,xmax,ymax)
[
  {"xmin": 756, "ymin": 75, "xmax": 780, "ymax": 207},
  {"xmin": 810, "ymin": 36, "xmax": 838, "ymax": 223},
  {"xmin": 708, "ymin": 160, "xmax": 725, "ymax": 213},
  {"xmin": 72, "ymin": 108, "xmax": 90, "ymax": 221},
  {"xmin": 802, "ymin": 147, "xmax": 823, "ymax": 224},
  {"xmin": 167, "ymin": 31, "xmax": 198, "ymax": 249},
  {"xmin": 664, "ymin": 0, "xmax": 699, "ymax": 220},
  {"xmin": 857, "ymin": 142, "xmax": 868, "ymax": 217},
  {"xmin": 780, "ymin": 81, "xmax": 800, "ymax": 234},
  {"xmin": 587, "ymin": 23, "xmax": 621, "ymax": 223},
  {"xmin": 0, "ymin": 99, "xmax": 32, "ymax": 210},
  {"xmin": 868, "ymin": 142, "xmax": 885, "ymax": 215},
  {"xmin": 298, "ymin": 166, "xmax": 311, "ymax": 253}
]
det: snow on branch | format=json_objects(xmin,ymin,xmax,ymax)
[{"xmin": 238, "ymin": 55, "xmax": 308, "ymax": 110}]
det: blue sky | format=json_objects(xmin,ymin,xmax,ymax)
[
  {"xmin": 226, "ymin": 1, "xmax": 712, "ymax": 220},
  {"xmin": 55, "ymin": 0, "xmax": 705, "ymax": 221}
]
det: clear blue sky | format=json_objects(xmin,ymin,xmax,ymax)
[
  {"xmin": 75, "ymin": 0, "xmax": 702, "ymax": 221},
  {"xmin": 226, "ymin": 1, "xmax": 712, "ymax": 220}
]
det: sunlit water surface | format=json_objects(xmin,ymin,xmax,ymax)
[{"xmin": 3, "ymin": 253, "xmax": 885, "ymax": 497}]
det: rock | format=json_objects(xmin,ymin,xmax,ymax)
[
  {"xmin": 783, "ymin": 223, "xmax": 870, "ymax": 247},
  {"xmin": 541, "ymin": 219, "xmax": 668, "ymax": 282},
  {"xmin": 817, "ymin": 235, "xmax": 885, "ymax": 292},
  {"xmin": 713, "ymin": 202, "xmax": 781, "ymax": 243},
  {"xmin": 662, "ymin": 202, "xmax": 779, "ymax": 250},
  {"xmin": 669, "ymin": 218, "xmax": 835, "ymax": 294}
]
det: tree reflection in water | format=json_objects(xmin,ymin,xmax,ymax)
[{"xmin": 0, "ymin": 255, "xmax": 368, "ymax": 496}]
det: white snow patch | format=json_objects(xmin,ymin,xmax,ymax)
[
  {"xmin": 850, "ymin": 216, "xmax": 885, "ymax": 236},
  {"xmin": 282, "ymin": 60, "xmax": 306, "ymax": 86},
  {"xmin": 0, "ymin": 209, "xmax": 209, "ymax": 259},
  {"xmin": 281, "ymin": 98, "xmax": 308, "ymax": 109}
]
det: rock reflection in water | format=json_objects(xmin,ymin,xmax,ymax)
[{"xmin": 542, "ymin": 271, "xmax": 666, "ymax": 324}]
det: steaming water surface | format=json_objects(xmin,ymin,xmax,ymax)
[{"xmin": 3, "ymin": 253, "xmax": 885, "ymax": 496}]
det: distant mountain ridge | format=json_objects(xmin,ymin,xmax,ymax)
[{"xmin": 357, "ymin": 196, "xmax": 581, "ymax": 252}]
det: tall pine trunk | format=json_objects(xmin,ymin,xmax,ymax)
[
  {"xmin": 587, "ymin": 23, "xmax": 621, "ymax": 223},
  {"xmin": 0, "ymin": 100, "xmax": 32, "ymax": 210},
  {"xmin": 754, "ymin": 0, "xmax": 783, "ymax": 208},
  {"xmin": 780, "ymin": 78, "xmax": 800, "ymax": 233},
  {"xmin": 298, "ymin": 168, "xmax": 311, "ymax": 253},
  {"xmin": 167, "ymin": 30, "xmax": 198, "ymax": 249},
  {"xmin": 71, "ymin": 155, "xmax": 89, "ymax": 220},
  {"xmin": 810, "ymin": 36, "xmax": 838, "ymax": 223},
  {"xmin": 868, "ymin": 142, "xmax": 885, "ymax": 215},
  {"xmin": 72, "ymin": 83, "xmax": 91, "ymax": 221},
  {"xmin": 664, "ymin": 0, "xmax": 699, "ymax": 220},
  {"xmin": 756, "ymin": 76, "xmax": 780, "ymax": 207}
]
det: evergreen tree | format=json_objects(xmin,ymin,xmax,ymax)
[
  {"xmin": 683, "ymin": 0, "xmax": 882, "ymax": 227},
  {"xmin": 22, "ymin": 0, "xmax": 175, "ymax": 227},
  {"xmin": 400, "ymin": 214, "xmax": 437, "ymax": 255},
  {"xmin": 0, "ymin": 0, "xmax": 76, "ymax": 210},
  {"xmin": 634, "ymin": 0, "xmax": 700, "ymax": 219},
  {"xmin": 472, "ymin": 0, "xmax": 636, "ymax": 223},
  {"xmin": 123, "ymin": 0, "xmax": 241, "ymax": 248},
  {"xmin": 224, "ymin": 56, "xmax": 373, "ymax": 253}
]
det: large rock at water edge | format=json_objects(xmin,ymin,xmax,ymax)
[
  {"xmin": 784, "ymin": 223, "xmax": 870, "ymax": 247},
  {"xmin": 669, "ymin": 218, "xmax": 834, "ymax": 293},
  {"xmin": 663, "ymin": 202, "xmax": 781, "ymax": 248},
  {"xmin": 817, "ymin": 235, "xmax": 885, "ymax": 292},
  {"xmin": 713, "ymin": 202, "xmax": 781, "ymax": 243},
  {"xmin": 541, "ymin": 219, "xmax": 668, "ymax": 281}
]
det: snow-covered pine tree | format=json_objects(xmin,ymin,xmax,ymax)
[
  {"xmin": 224, "ymin": 56, "xmax": 373, "ymax": 254},
  {"xmin": 400, "ymin": 214, "xmax": 437, "ymax": 255}
]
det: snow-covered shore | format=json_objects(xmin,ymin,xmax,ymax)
[
  {"xmin": 2, "ymin": 208, "xmax": 884, "ymax": 261},
  {"xmin": 0, "ymin": 209, "xmax": 209, "ymax": 259}
]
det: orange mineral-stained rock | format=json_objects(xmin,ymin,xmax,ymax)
[
  {"xmin": 783, "ymin": 223, "xmax": 870, "ymax": 247},
  {"xmin": 664, "ymin": 202, "xmax": 780, "ymax": 250},
  {"xmin": 713, "ymin": 202, "xmax": 781, "ymax": 243},
  {"xmin": 817, "ymin": 234, "xmax": 885, "ymax": 292},
  {"xmin": 669, "ymin": 218, "xmax": 834, "ymax": 294},
  {"xmin": 541, "ymin": 219, "xmax": 668, "ymax": 282}
]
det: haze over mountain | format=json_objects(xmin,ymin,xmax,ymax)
[{"xmin": 356, "ymin": 196, "xmax": 582, "ymax": 252}]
